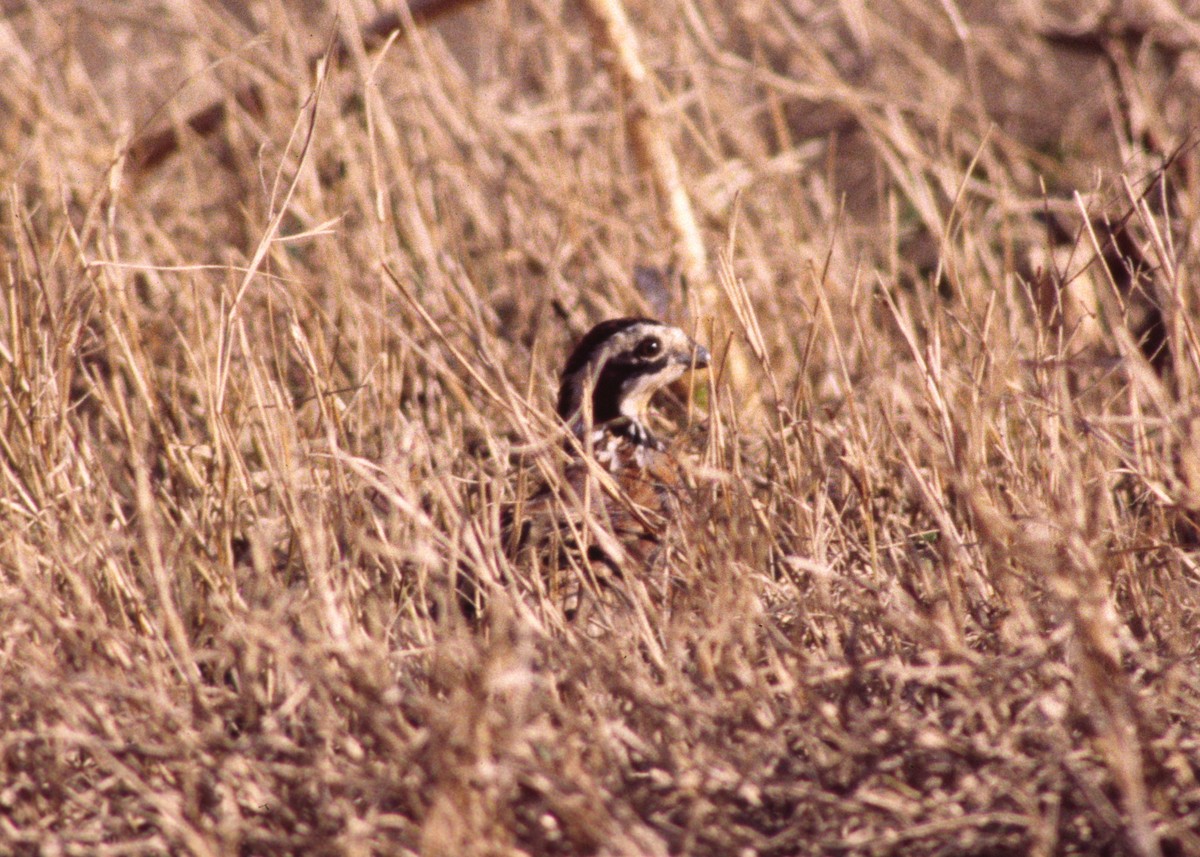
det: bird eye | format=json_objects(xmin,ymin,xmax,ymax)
[{"xmin": 635, "ymin": 337, "xmax": 662, "ymax": 358}]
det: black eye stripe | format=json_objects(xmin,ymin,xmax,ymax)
[
  {"xmin": 583, "ymin": 355, "xmax": 674, "ymax": 432},
  {"xmin": 610, "ymin": 353, "xmax": 669, "ymax": 371},
  {"xmin": 607, "ymin": 357, "xmax": 671, "ymax": 385}
]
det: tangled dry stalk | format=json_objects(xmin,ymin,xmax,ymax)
[{"xmin": 3, "ymin": 1, "xmax": 1200, "ymax": 854}]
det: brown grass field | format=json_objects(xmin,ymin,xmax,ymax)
[{"xmin": 3, "ymin": 1, "xmax": 1200, "ymax": 854}]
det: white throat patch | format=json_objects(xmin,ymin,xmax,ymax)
[{"xmin": 618, "ymin": 362, "xmax": 686, "ymax": 422}]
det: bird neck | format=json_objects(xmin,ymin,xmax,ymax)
[
  {"xmin": 558, "ymin": 363, "xmax": 663, "ymax": 449},
  {"xmin": 604, "ymin": 416, "xmax": 661, "ymax": 449}
]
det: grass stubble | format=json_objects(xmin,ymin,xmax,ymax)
[{"xmin": 1, "ymin": 1, "xmax": 1199, "ymax": 854}]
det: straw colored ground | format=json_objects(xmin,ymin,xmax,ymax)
[{"xmin": 2, "ymin": 1, "xmax": 1200, "ymax": 855}]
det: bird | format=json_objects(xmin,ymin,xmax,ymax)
[{"xmin": 505, "ymin": 317, "xmax": 711, "ymax": 629}]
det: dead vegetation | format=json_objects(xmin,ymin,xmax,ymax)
[{"xmin": 2, "ymin": 0, "xmax": 1200, "ymax": 854}]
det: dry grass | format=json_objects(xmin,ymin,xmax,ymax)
[{"xmin": 3, "ymin": 1, "xmax": 1200, "ymax": 854}]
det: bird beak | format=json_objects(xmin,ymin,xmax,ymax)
[{"xmin": 683, "ymin": 342, "xmax": 710, "ymax": 369}]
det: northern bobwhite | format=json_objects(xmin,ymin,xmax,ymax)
[{"xmin": 508, "ymin": 317, "xmax": 711, "ymax": 626}]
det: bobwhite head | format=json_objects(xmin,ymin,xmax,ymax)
[{"xmin": 556, "ymin": 317, "xmax": 710, "ymax": 448}]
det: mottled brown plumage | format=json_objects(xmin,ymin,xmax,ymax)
[{"xmin": 509, "ymin": 318, "xmax": 709, "ymax": 627}]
